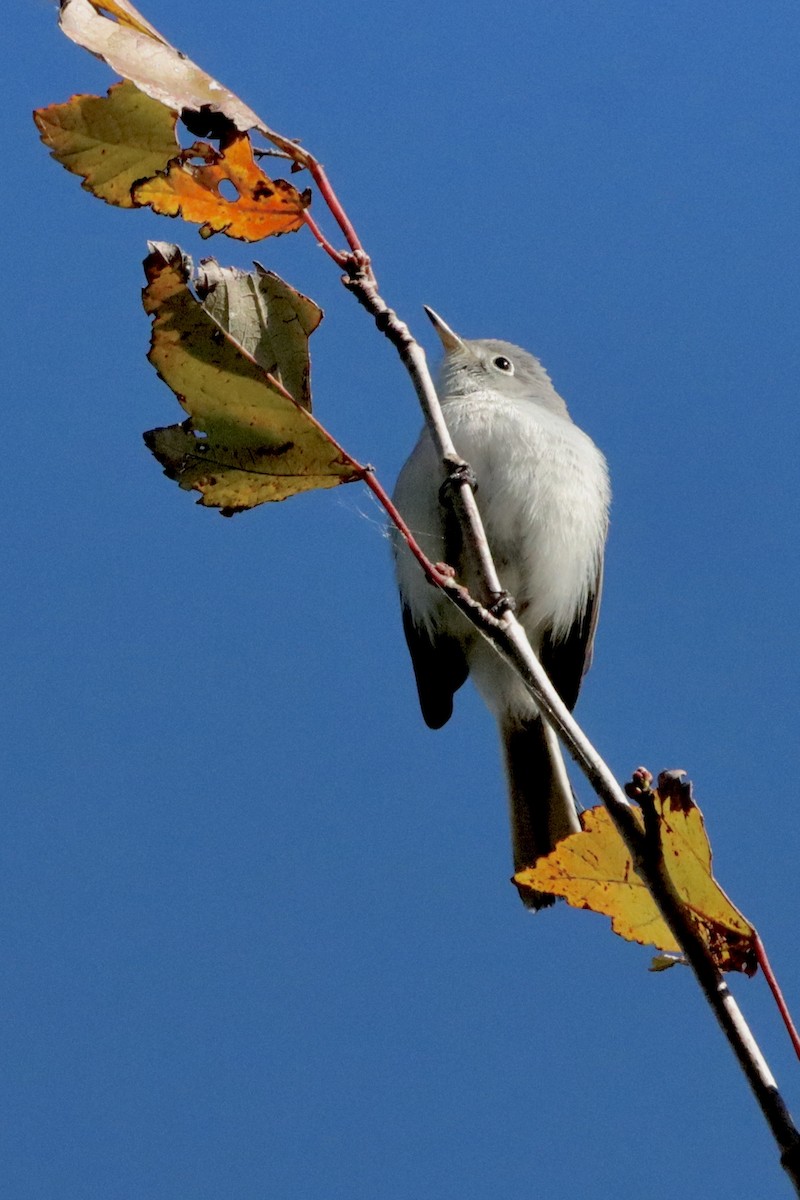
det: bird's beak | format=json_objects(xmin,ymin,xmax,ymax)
[{"xmin": 423, "ymin": 306, "xmax": 466, "ymax": 353}]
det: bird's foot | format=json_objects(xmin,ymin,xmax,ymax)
[
  {"xmin": 489, "ymin": 590, "xmax": 516, "ymax": 617},
  {"xmin": 439, "ymin": 460, "xmax": 478, "ymax": 505}
]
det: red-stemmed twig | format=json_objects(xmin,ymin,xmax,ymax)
[
  {"xmin": 293, "ymin": 153, "xmax": 366, "ymax": 267},
  {"xmin": 756, "ymin": 934, "xmax": 800, "ymax": 1062},
  {"xmin": 360, "ymin": 470, "xmax": 457, "ymax": 591},
  {"xmin": 301, "ymin": 210, "xmax": 348, "ymax": 268},
  {"xmin": 304, "ymin": 159, "xmax": 364, "ymax": 255}
]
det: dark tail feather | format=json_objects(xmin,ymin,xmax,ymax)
[{"xmin": 500, "ymin": 716, "xmax": 581, "ymax": 910}]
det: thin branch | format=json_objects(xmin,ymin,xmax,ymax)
[
  {"xmin": 301, "ymin": 210, "xmax": 348, "ymax": 268},
  {"xmin": 341, "ymin": 252, "xmax": 512, "ymax": 612},
  {"xmin": 756, "ymin": 934, "xmax": 800, "ymax": 1062},
  {"xmin": 305, "ymin": 160, "xmax": 364, "ymax": 255},
  {"xmin": 359, "ymin": 470, "xmax": 456, "ymax": 590}
]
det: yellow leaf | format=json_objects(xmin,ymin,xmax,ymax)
[
  {"xmin": 516, "ymin": 806, "xmax": 679, "ymax": 951},
  {"xmin": 142, "ymin": 243, "xmax": 361, "ymax": 512},
  {"xmin": 515, "ymin": 784, "xmax": 757, "ymax": 974},
  {"xmin": 34, "ymin": 79, "xmax": 178, "ymax": 208},
  {"xmin": 655, "ymin": 781, "xmax": 755, "ymax": 973},
  {"xmin": 133, "ymin": 133, "xmax": 310, "ymax": 241},
  {"xmin": 649, "ymin": 954, "xmax": 684, "ymax": 972}
]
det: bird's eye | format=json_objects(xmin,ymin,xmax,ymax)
[{"xmin": 492, "ymin": 356, "xmax": 514, "ymax": 375}]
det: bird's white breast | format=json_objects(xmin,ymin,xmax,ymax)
[
  {"xmin": 393, "ymin": 391, "xmax": 609, "ymax": 648},
  {"xmin": 441, "ymin": 393, "xmax": 609, "ymax": 639}
]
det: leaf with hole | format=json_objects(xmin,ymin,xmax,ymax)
[
  {"xmin": 142, "ymin": 243, "xmax": 361, "ymax": 513},
  {"xmin": 133, "ymin": 132, "xmax": 310, "ymax": 241}
]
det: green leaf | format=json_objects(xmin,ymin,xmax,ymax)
[{"xmin": 33, "ymin": 79, "xmax": 179, "ymax": 207}]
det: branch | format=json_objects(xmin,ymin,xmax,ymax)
[
  {"xmin": 341, "ymin": 252, "xmax": 512, "ymax": 612},
  {"xmin": 330, "ymin": 243, "xmax": 800, "ymax": 1192}
]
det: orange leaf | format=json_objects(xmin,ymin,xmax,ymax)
[
  {"xmin": 132, "ymin": 133, "xmax": 310, "ymax": 241},
  {"xmin": 515, "ymin": 783, "xmax": 757, "ymax": 974}
]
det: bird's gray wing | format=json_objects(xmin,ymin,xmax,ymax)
[
  {"xmin": 401, "ymin": 605, "xmax": 469, "ymax": 730},
  {"xmin": 539, "ymin": 559, "xmax": 604, "ymax": 712}
]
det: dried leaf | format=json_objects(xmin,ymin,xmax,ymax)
[
  {"xmin": 655, "ymin": 781, "xmax": 755, "ymax": 973},
  {"xmin": 515, "ymin": 786, "xmax": 757, "ymax": 974},
  {"xmin": 58, "ymin": 0, "xmax": 309, "ymax": 164},
  {"xmin": 142, "ymin": 243, "xmax": 360, "ymax": 512},
  {"xmin": 34, "ymin": 78, "xmax": 178, "ymax": 207},
  {"xmin": 132, "ymin": 133, "xmax": 310, "ymax": 241},
  {"xmin": 82, "ymin": 0, "xmax": 164, "ymax": 38}
]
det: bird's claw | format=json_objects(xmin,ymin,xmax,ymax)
[
  {"xmin": 489, "ymin": 591, "xmax": 516, "ymax": 617},
  {"xmin": 439, "ymin": 461, "xmax": 478, "ymax": 505}
]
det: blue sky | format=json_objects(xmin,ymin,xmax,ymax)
[{"xmin": 5, "ymin": 2, "xmax": 800, "ymax": 1196}]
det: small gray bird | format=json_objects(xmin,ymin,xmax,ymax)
[{"xmin": 393, "ymin": 308, "xmax": 610, "ymax": 908}]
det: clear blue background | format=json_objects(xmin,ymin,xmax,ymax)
[{"xmin": 5, "ymin": 2, "xmax": 800, "ymax": 1196}]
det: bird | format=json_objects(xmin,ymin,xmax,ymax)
[{"xmin": 392, "ymin": 308, "xmax": 610, "ymax": 908}]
